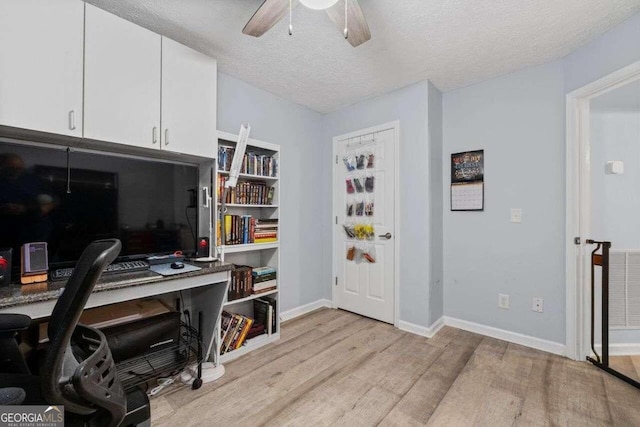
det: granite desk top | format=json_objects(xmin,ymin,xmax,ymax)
[{"xmin": 0, "ymin": 261, "xmax": 234, "ymax": 310}]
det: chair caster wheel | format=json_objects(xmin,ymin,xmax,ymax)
[{"xmin": 192, "ymin": 378, "xmax": 203, "ymax": 390}]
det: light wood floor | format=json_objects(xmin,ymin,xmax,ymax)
[
  {"xmin": 151, "ymin": 308, "xmax": 640, "ymax": 426},
  {"xmin": 610, "ymin": 355, "xmax": 640, "ymax": 384}
]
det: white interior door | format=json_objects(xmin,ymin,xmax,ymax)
[{"xmin": 334, "ymin": 125, "xmax": 397, "ymax": 324}]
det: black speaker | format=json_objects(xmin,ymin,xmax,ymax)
[{"xmin": 0, "ymin": 248, "xmax": 12, "ymax": 286}]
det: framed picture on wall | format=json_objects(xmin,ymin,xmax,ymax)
[{"xmin": 451, "ymin": 150, "xmax": 484, "ymax": 211}]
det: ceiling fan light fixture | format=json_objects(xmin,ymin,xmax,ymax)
[{"xmin": 299, "ymin": 0, "xmax": 339, "ymax": 10}]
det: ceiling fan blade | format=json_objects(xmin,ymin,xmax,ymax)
[
  {"xmin": 243, "ymin": 0, "xmax": 294, "ymax": 37},
  {"xmin": 326, "ymin": 0, "xmax": 371, "ymax": 47}
]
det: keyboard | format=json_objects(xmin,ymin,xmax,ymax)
[{"xmin": 50, "ymin": 260, "xmax": 150, "ymax": 281}]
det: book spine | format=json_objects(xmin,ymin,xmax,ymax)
[{"xmin": 235, "ymin": 318, "xmax": 254, "ymax": 350}]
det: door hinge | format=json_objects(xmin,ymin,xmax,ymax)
[
  {"xmin": 335, "ymin": 277, "xmax": 338, "ymax": 286},
  {"xmin": 335, "ymin": 155, "xmax": 338, "ymax": 164},
  {"xmin": 574, "ymin": 237, "xmax": 581, "ymax": 245},
  {"xmin": 335, "ymin": 216, "xmax": 338, "ymax": 224}
]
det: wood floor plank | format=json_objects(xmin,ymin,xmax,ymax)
[
  {"xmin": 425, "ymin": 348, "xmax": 505, "ymax": 426},
  {"xmin": 149, "ymin": 309, "xmax": 640, "ymax": 427},
  {"xmin": 633, "ymin": 355, "xmax": 640, "ymax": 379},
  {"xmin": 609, "ymin": 355, "xmax": 640, "ymax": 382},
  {"xmin": 602, "ymin": 367, "xmax": 640, "ymax": 426},
  {"xmin": 238, "ymin": 323, "xmax": 405, "ymax": 426},
  {"xmin": 332, "ymin": 384, "xmax": 402, "ymax": 427},
  {"xmin": 157, "ymin": 319, "xmax": 403, "ymax": 427},
  {"xmin": 159, "ymin": 312, "xmax": 373, "ymax": 416},
  {"xmin": 379, "ymin": 335, "xmax": 484, "ymax": 426}
]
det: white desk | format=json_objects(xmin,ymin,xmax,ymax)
[{"xmin": 0, "ymin": 264, "xmax": 232, "ymax": 364}]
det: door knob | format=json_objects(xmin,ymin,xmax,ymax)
[{"xmin": 379, "ymin": 232, "xmax": 392, "ymax": 240}]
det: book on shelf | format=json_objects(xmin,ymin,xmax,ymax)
[
  {"xmin": 253, "ymin": 299, "xmax": 273, "ymax": 336},
  {"xmin": 253, "ymin": 282, "xmax": 277, "ymax": 294},
  {"xmin": 220, "ymin": 311, "xmax": 255, "ymax": 354},
  {"xmin": 218, "ymin": 146, "xmax": 278, "ymax": 178},
  {"xmin": 256, "ymin": 296, "xmax": 277, "ymax": 334},
  {"xmin": 217, "ymin": 175, "xmax": 275, "ymax": 205},
  {"xmin": 246, "ymin": 323, "xmax": 265, "ymax": 340},
  {"xmin": 228, "ymin": 266, "xmax": 253, "ymax": 301},
  {"xmin": 253, "ymin": 266, "xmax": 276, "ymax": 276},
  {"xmin": 252, "ymin": 267, "xmax": 277, "ymax": 293},
  {"xmin": 220, "ymin": 312, "xmax": 240, "ymax": 353},
  {"xmin": 218, "ymin": 215, "xmax": 278, "ymax": 246}
]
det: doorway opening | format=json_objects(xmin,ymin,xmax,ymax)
[{"xmin": 566, "ymin": 60, "xmax": 640, "ymax": 387}]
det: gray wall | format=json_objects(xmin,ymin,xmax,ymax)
[
  {"xmin": 323, "ymin": 81, "xmax": 435, "ymax": 328},
  {"xmin": 590, "ymin": 110, "xmax": 640, "ymax": 248},
  {"xmin": 217, "ymin": 72, "xmax": 328, "ymax": 312},
  {"xmin": 442, "ymin": 61, "xmax": 566, "ymax": 344},
  {"xmin": 214, "ymin": 10, "xmax": 640, "ymax": 340},
  {"xmin": 564, "ymin": 13, "xmax": 640, "ymax": 94},
  {"xmin": 428, "ymin": 82, "xmax": 444, "ymax": 325}
]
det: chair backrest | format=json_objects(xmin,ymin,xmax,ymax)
[{"xmin": 41, "ymin": 239, "xmax": 126, "ymax": 425}]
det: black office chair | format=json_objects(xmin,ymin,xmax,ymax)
[{"xmin": 0, "ymin": 239, "xmax": 150, "ymax": 427}]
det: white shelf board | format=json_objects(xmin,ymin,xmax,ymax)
[
  {"xmin": 217, "ymin": 203, "xmax": 278, "ymax": 208},
  {"xmin": 220, "ymin": 332, "xmax": 280, "ymax": 364},
  {"xmin": 218, "ymin": 130, "xmax": 280, "ymax": 152},
  {"xmin": 218, "ymin": 170, "xmax": 279, "ymax": 182},
  {"xmin": 224, "ymin": 289, "xmax": 278, "ymax": 306},
  {"xmin": 218, "ymin": 242, "xmax": 279, "ymax": 253}
]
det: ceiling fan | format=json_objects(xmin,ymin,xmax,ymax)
[{"xmin": 243, "ymin": 0, "xmax": 371, "ymax": 47}]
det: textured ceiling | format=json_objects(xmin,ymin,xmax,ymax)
[
  {"xmin": 592, "ymin": 78, "xmax": 640, "ymax": 112},
  {"xmin": 85, "ymin": 0, "xmax": 640, "ymax": 113}
]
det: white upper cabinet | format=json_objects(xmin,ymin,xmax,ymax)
[
  {"xmin": 161, "ymin": 37, "xmax": 217, "ymax": 158},
  {"xmin": 84, "ymin": 4, "xmax": 161, "ymax": 149},
  {"xmin": 0, "ymin": 0, "xmax": 84, "ymax": 136}
]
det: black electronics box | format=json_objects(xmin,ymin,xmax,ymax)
[
  {"xmin": 0, "ymin": 248, "xmax": 11, "ymax": 286},
  {"xmin": 101, "ymin": 311, "xmax": 181, "ymax": 363},
  {"xmin": 39, "ymin": 299, "xmax": 181, "ymax": 363}
]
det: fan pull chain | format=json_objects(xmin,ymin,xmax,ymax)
[
  {"xmin": 289, "ymin": 0, "xmax": 293, "ymax": 35},
  {"xmin": 344, "ymin": 0, "xmax": 348, "ymax": 39}
]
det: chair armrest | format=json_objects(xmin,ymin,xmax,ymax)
[{"xmin": 0, "ymin": 314, "xmax": 32, "ymax": 334}]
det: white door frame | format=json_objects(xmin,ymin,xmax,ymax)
[
  {"xmin": 565, "ymin": 60, "xmax": 640, "ymax": 361},
  {"xmin": 332, "ymin": 121, "xmax": 401, "ymax": 327}
]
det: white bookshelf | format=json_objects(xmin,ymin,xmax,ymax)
[{"xmin": 215, "ymin": 130, "xmax": 280, "ymax": 363}]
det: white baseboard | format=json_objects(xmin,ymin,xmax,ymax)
[
  {"xmin": 443, "ymin": 316, "xmax": 566, "ymax": 357},
  {"xmin": 280, "ymin": 299, "xmax": 333, "ymax": 322},
  {"xmin": 398, "ymin": 317, "xmax": 445, "ymax": 338},
  {"xmin": 595, "ymin": 343, "xmax": 640, "ymax": 356}
]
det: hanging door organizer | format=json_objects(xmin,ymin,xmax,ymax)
[{"xmin": 342, "ymin": 137, "xmax": 377, "ymax": 264}]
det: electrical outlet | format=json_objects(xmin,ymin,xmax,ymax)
[
  {"xmin": 533, "ymin": 297, "xmax": 544, "ymax": 313},
  {"xmin": 510, "ymin": 208, "xmax": 522, "ymax": 223},
  {"xmin": 498, "ymin": 294, "xmax": 510, "ymax": 310}
]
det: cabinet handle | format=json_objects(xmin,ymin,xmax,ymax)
[
  {"xmin": 152, "ymin": 127, "xmax": 158, "ymax": 144},
  {"xmin": 68, "ymin": 110, "xmax": 76, "ymax": 130},
  {"xmin": 164, "ymin": 129, "xmax": 169, "ymax": 145}
]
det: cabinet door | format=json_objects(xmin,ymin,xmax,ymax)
[
  {"xmin": 0, "ymin": 0, "xmax": 84, "ymax": 136},
  {"xmin": 84, "ymin": 4, "xmax": 161, "ymax": 149},
  {"xmin": 161, "ymin": 37, "xmax": 217, "ymax": 158}
]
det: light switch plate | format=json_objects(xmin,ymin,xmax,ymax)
[{"xmin": 498, "ymin": 294, "xmax": 510, "ymax": 310}]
